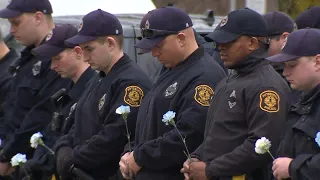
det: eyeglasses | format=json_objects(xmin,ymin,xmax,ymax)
[{"xmin": 141, "ymin": 28, "xmax": 178, "ymax": 39}]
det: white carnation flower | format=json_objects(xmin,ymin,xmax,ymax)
[
  {"xmin": 10, "ymin": 153, "xmax": 27, "ymax": 167},
  {"xmin": 255, "ymin": 137, "xmax": 272, "ymax": 154},
  {"xmin": 162, "ymin": 111, "xmax": 176, "ymax": 125},
  {"xmin": 116, "ymin": 105, "xmax": 131, "ymax": 115},
  {"xmin": 30, "ymin": 132, "xmax": 43, "ymax": 148}
]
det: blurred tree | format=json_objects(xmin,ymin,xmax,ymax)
[{"xmin": 279, "ymin": 0, "xmax": 320, "ymax": 19}]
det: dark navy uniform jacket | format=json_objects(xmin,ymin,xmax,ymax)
[
  {"xmin": 276, "ymin": 85, "xmax": 320, "ymax": 180},
  {"xmin": 54, "ymin": 54, "xmax": 152, "ymax": 179},
  {"xmin": 0, "ymin": 49, "xmax": 19, "ymax": 118},
  {"xmin": 0, "ymin": 44, "xmax": 70, "ymax": 162},
  {"xmin": 193, "ymin": 49, "xmax": 291, "ymax": 180},
  {"xmin": 25, "ymin": 67, "xmax": 95, "ymax": 174},
  {"xmin": 131, "ymin": 47, "xmax": 226, "ymax": 180}
]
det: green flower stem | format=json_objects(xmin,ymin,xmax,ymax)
[
  {"xmin": 172, "ymin": 123, "xmax": 192, "ymax": 161},
  {"xmin": 123, "ymin": 114, "xmax": 131, "ymax": 152},
  {"xmin": 266, "ymin": 149, "xmax": 275, "ymax": 160},
  {"xmin": 21, "ymin": 164, "xmax": 30, "ymax": 180},
  {"xmin": 39, "ymin": 140, "xmax": 55, "ymax": 155}
]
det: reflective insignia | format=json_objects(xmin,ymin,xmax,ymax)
[
  {"xmin": 293, "ymin": 22, "xmax": 298, "ymax": 31},
  {"xmin": 219, "ymin": 16, "xmax": 228, "ymax": 27},
  {"xmin": 98, "ymin": 94, "xmax": 106, "ymax": 111},
  {"xmin": 32, "ymin": 61, "xmax": 41, "ymax": 76},
  {"xmin": 69, "ymin": 103, "xmax": 77, "ymax": 116},
  {"xmin": 124, "ymin": 86, "xmax": 144, "ymax": 107},
  {"xmin": 232, "ymin": 174, "xmax": 246, "ymax": 180},
  {"xmin": 194, "ymin": 85, "xmax": 214, "ymax": 106},
  {"xmin": 78, "ymin": 20, "xmax": 83, "ymax": 32},
  {"xmin": 212, "ymin": 41, "xmax": 217, "ymax": 49},
  {"xmin": 46, "ymin": 30, "xmax": 53, "ymax": 41},
  {"xmin": 164, "ymin": 82, "xmax": 179, "ymax": 98},
  {"xmin": 145, "ymin": 20, "xmax": 150, "ymax": 29},
  {"xmin": 228, "ymin": 90, "xmax": 236, "ymax": 108},
  {"xmin": 260, "ymin": 90, "xmax": 280, "ymax": 113},
  {"xmin": 281, "ymin": 37, "xmax": 287, "ymax": 50}
]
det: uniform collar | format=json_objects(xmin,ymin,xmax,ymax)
[
  {"xmin": 291, "ymin": 85, "xmax": 320, "ymax": 114},
  {"xmin": 175, "ymin": 47, "xmax": 204, "ymax": 68},
  {"xmin": 232, "ymin": 48, "xmax": 269, "ymax": 74},
  {"xmin": 67, "ymin": 67, "xmax": 95, "ymax": 99},
  {"xmin": 300, "ymin": 84, "xmax": 320, "ymax": 105},
  {"xmin": 99, "ymin": 53, "xmax": 132, "ymax": 77}
]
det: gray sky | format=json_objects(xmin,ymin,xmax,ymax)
[
  {"xmin": 51, "ymin": 0, "xmax": 156, "ymax": 16},
  {"xmin": 0, "ymin": 0, "xmax": 156, "ymax": 16}
]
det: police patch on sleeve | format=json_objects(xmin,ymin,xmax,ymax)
[
  {"xmin": 124, "ymin": 86, "xmax": 144, "ymax": 107},
  {"xmin": 259, "ymin": 90, "xmax": 280, "ymax": 113},
  {"xmin": 194, "ymin": 85, "xmax": 214, "ymax": 106}
]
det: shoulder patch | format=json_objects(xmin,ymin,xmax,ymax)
[
  {"xmin": 124, "ymin": 86, "xmax": 144, "ymax": 107},
  {"xmin": 194, "ymin": 85, "xmax": 214, "ymax": 106},
  {"xmin": 259, "ymin": 90, "xmax": 280, "ymax": 113}
]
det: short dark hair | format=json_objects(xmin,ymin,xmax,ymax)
[
  {"xmin": 97, "ymin": 35, "xmax": 124, "ymax": 49},
  {"xmin": 268, "ymin": 34, "xmax": 281, "ymax": 41}
]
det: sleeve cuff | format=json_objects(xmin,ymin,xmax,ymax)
[
  {"xmin": 289, "ymin": 154, "xmax": 313, "ymax": 178},
  {"xmin": 205, "ymin": 162, "xmax": 215, "ymax": 179},
  {"xmin": 133, "ymin": 150, "xmax": 143, "ymax": 168}
]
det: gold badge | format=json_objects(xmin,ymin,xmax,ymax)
[
  {"xmin": 260, "ymin": 90, "xmax": 280, "ymax": 113},
  {"xmin": 293, "ymin": 22, "xmax": 298, "ymax": 31},
  {"xmin": 98, "ymin": 94, "xmax": 106, "ymax": 111},
  {"xmin": 78, "ymin": 20, "xmax": 83, "ymax": 32},
  {"xmin": 194, "ymin": 85, "xmax": 214, "ymax": 106},
  {"xmin": 212, "ymin": 41, "xmax": 217, "ymax": 49},
  {"xmin": 145, "ymin": 20, "xmax": 150, "ymax": 29},
  {"xmin": 232, "ymin": 174, "xmax": 246, "ymax": 180},
  {"xmin": 46, "ymin": 30, "xmax": 53, "ymax": 41},
  {"xmin": 219, "ymin": 16, "xmax": 228, "ymax": 27},
  {"xmin": 124, "ymin": 86, "xmax": 144, "ymax": 107}
]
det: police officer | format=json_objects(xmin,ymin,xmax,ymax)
[
  {"xmin": 119, "ymin": 7, "xmax": 226, "ymax": 180},
  {"xmin": 21, "ymin": 24, "xmax": 95, "ymax": 180},
  {"xmin": 263, "ymin": 11, "xmax": 302, "ymax": 105},
  {"xmin": 266, "ymin": 28, "xmax": 320, "ymax": 180},
  {"xmin": 53, "ymin": 9, "xmax": 152, "ymax": 180},
  {"xmin": 0, "ymin": 0, "xmax": 69, "ymax": 176},
  {"xmin": 136, "ymin": 12, "xmax": 227, "ymax": 83},
  {"xmin": 295, "ymin": 6, "xmax": 320, "ymax": 29},
  {"xmin": 0, "ymin": 28, "xmax": 19, "ymax": 118},
  {"xmin": 182, "ymin": 8, "xmax": 291, "ymax": 180}
]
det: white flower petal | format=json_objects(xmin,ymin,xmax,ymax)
[
  {"xmin": 254, "ymin": 137, "xmax": 272, "ymax": 155},
  {"xmin": 11, "ymin": 153, "xmax": 27, "ymax": 167},
  {"xmin": 30, "ymin": 132, "xmax": 43, "ymax": 149}
]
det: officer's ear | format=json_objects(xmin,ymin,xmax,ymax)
[
  {"xmin": 313, "ymin": 54, "xmax": 320, "ymax": 72},
  {"xmin": 34, "ymin": 11, "xmax": 45, "ymax": 26},
  {"xmin": 177, "ymin": 32, "xmax": 186, "ymax": 45},
  {"xmin": 280, "ymin": 32, "xmax": 289, "ymax": 41},
  {"xmin": 106, "ymin": 37, "xmax": 117, "ymax": 51},
  {"xmin": 248, "ymin": 37, "xmax": 260, "ymax": 51},
  {"xmin": 73, "ymin": 46, "xmax": 83, "ymax": 60}
]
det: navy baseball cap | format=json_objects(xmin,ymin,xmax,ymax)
[
  {"xmin": 65, "ymin": 9, "xmax": 123, "ymax": 45},
  {"xmin": 263, "ymin": 11, "xmax": 296, "ymax": 36},
  {"xmin": 295, "ymin": 6, "xmax": 320, "ymax": 29},
  {"xmin": 32, "ymin": 24, "xmax": 78, "ymax": 58},
  {"xmin": 205, "ymin": 8, "xmax": 268, "ymax": 43},
  {"xmin": 135, "ymin": 7, "xmax": 193, "ymax": 49},
  {"xmin": 266, "ymin": 28, "xmax": 320, "ymax": 62},
  {"xmin": 0, "ymin": 0, "xmax": 53, "ymax": 18}
]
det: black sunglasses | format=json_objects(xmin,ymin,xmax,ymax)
[{"xmin": 141, "ymin": 28, "xmax": 178, "ymax": 39}]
